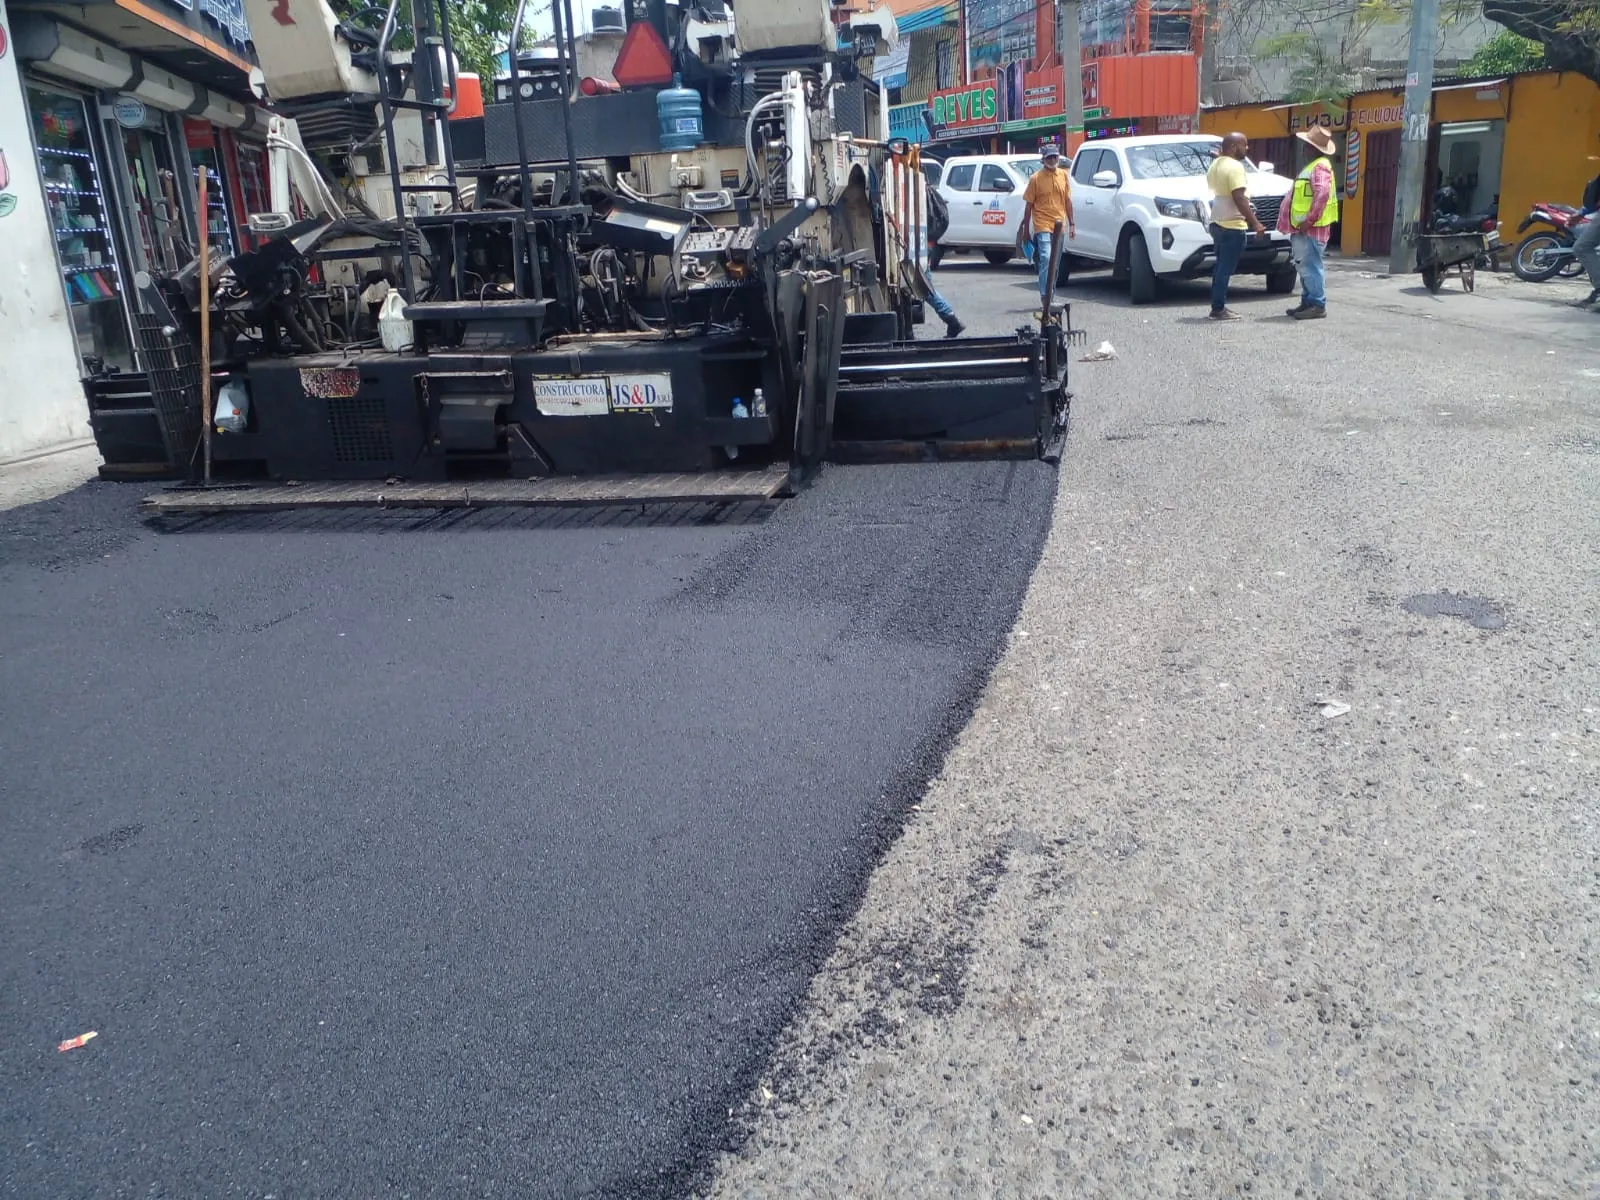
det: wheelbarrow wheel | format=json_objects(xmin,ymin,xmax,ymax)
[{"xmin": 1421, "ymin": 264, "xmax": 1443, "ymax": 293}]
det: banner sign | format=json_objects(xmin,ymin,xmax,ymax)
[
  {"xmin": 925, "ymin": 82, "xmax": 999, "ymax": 139},
  {"xmin": 996, "ymin": 64, "xmax": 1065, "ymax": 132}
]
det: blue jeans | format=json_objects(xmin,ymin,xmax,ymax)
[
  {"xmin": 1033, "ymin": 231, "xmax": 1055, "ymax": 300},
  {"xmin": 1210, "ymin": 225, "xmax": 1247, "ymax": 311},
  {"xmin": 1291, "ymin": 232, "xmax": 1326, "ymax": 307},
  {"xmin": 927, "ymin": 288, "xmax": 955, "ymax": 321},
  {"xmin": 1573, "ymin": 213, "xmax": 1600, "ymax": 289}
]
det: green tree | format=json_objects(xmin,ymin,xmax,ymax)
[
  {"xmin": 331, "ymin": 0, "xmax": 521, "ymax": 82},
  {"xmin": 1480, "ymin": 0, "xmax": 1600, "ymax": 85},
  {"xmin": 1459, "ymin": 25, "xmax": 1547, "ymax": 70}
]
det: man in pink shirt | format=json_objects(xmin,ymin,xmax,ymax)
[{"xmin": 1277, "ymin": 125, "xmax": 1339, "ymax": 320}]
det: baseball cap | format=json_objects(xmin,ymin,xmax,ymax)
[{"xmin": 1040, "ymin": 143, "xmax": 1062, "ymax": 159}]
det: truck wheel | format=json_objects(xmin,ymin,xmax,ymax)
[
  {"xmin": 1128, "ymin": 234, "xmax": 1157, "ymax": 305},
  {"xmin": 1266, "ymin": 268, "xmax": 1296, "ymax": 294},
  {"xmin": 985, "ymin": 249, "xmax": 1016, "ymax": 265}
]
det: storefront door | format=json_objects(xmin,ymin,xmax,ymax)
[
  {"xmin": 122, "ymin": 116, "xmax": 190, "ymax": 277},
  {"xmin": 25, "ymin": 83, "xmax": 135, "ymax": 374},
  {"xmin": 1361, "ymin": 128, "xmax": 1400, "ymax": 255}
]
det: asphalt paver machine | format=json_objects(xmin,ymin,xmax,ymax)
[{"xmin": 108, "ymin": 0, "xmax": 1077, "ymax": 509}]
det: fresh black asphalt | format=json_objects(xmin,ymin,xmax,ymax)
[{"xmin": 0, "ymin": 461, "xmax": 1055, "ymax": 1198}]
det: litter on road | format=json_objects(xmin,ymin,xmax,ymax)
[
  {"xmin": 57, "ymin": 1032, "xmax": 98, "ymax": 1052},
  {"xmin": 1079, "ymin": 340, "xmax": 1118, "ymax": 362}
]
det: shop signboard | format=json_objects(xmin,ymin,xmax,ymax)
[
  {"xmin": 1085, "ymin": 119, "xmax": 1138, "ymax": 140},
  {"xmin": 113, "ymin": 95, "xmax": 148, "ymax": 129},
  {"xmin": 998, "ymin": 64, "xmax": 1065, "ymax": 132},
  {"xmin": 1287, "ymin": 101, "xmax": 1348, "ymax": 133},
  {"xmin": 151, "ymin": 0, "xmax": 252, "ymax": 52},
  {"xmin": 925, "ymin": 81, "xmax": 999, "ymax": 140}
]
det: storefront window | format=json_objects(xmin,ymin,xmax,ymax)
[
  {"xmin": 122, "ymin": 117, "xmax": 191, "ymax": 277},
  {"xmin": 185, "ymin": 119, "xmax": 237, "ymax": 258},
  {"xmin": 26, "ymin": 85, "xmax": 135, "ymax": 374}
]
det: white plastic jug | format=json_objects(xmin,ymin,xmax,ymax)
[{"xmin": 378, "ymin": 291, "xmax": 412, "ymax": 352}]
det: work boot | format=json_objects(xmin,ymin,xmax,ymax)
[
  {"xmin": 1286, "ymin": 300, "xmax": 1310, "ymax": 317},
  {"xmin": 1291, "ymin": 304, "xmax": 1327, "ymax": 320},
  {"xmin": 1573, "ymin": 289, "xmax": 1600, "ymax": 307},
  {"xmin": 1208, "ymin": 307, "xmax": 1241, "ymax": 321},
  {"xmin": 944, "ymin": 316, "xmax": 966, "ymax": 338}
]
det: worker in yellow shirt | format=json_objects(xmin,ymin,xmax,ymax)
[
  {"xmin": 1016, "ymin": 143, "xmax": 1074, "ymax": 316},
  {"xmin": 1204, "ymin": 131, "xmax": 1266, "ymax": 321}
]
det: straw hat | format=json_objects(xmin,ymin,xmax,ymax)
[{"xmin": 1296, "ymin": 125, "xmax": 1338, "ymax": 155}]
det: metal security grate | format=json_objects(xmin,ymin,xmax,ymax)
[
  {"xmin": 326, "ymin": 396, "xmax": 395, "ymax": 463},
  {"xmin": 134, "ymin": 312, "xmax": 203, "ymax": 472},
  {"xmin": 1253, "ymin": 194, "xmax": 1282, "ymax": 228}
]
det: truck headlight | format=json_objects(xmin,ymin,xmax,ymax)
[{"xmin": 1155, "ymin": 197, "xmax": 1208, "ymax": 223}]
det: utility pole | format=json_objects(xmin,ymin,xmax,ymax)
[
  {"xmin": 1197, "ymin": 0, "xmax": 1217, "ymax": 111},
  {"xmin": 1059, "ymin": 0, "xmax": 1083, "ymax": 151},
  {"xmin": 1388, "ymin": 0, "xmax": 1439, "ymax": 275}
]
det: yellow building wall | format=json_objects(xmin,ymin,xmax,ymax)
[
  {"xmin": 1497, "ymin": 72, "xmax": 1600, "ymax": 242},
  {"xmin": 1198, "ymin": 104, "xmax": 1288, "ymax": 141},
  {"xmin": 1207, "ymin": 74, "xmax": 1600, "ymax": 257}
]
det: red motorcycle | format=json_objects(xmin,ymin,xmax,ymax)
[{"xmin": 1512, "ymin": 202, "xmax": 1589, "ymax": 281}]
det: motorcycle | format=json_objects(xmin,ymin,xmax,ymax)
[{"xmin": 1511, "ymin": 202, "xmax": 1589, "ymax": 281}]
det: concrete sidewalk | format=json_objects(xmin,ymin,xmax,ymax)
[{"xmin": 0, "ymin": 441, "xmax": 102, "ymax": 512}]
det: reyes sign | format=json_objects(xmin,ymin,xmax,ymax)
[{"xmin": 925, "ymin": 83, "xmax": 999, "ymax": 139}]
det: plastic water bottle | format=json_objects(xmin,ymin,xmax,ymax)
[
  {"xmin": 731, "ymin": 396, "xmax": 748, "ymax": 419},
  {"xmin": 752, "ymin": 388, "xmax": 766, "ymax": 418}
]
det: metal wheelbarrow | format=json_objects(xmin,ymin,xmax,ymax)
[{"xmin": 1416, "ymin": 229, "xmax": 1499, "ymax": 294}]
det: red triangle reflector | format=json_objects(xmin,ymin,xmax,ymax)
[{"xmin": 612, "ymin": 22, "xmax": 675, "ymax": 88}]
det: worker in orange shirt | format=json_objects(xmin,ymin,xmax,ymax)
[{"xmin": 1016, "ymin": 143, "xmax": 1074, "ymax": 317}]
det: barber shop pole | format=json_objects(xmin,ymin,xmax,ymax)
[{"xmin": 1345, "ymin": 130, "xmax": 1361, "ymax": 198}]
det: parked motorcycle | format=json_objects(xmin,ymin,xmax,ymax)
[{"xmin": 1511, "ymin": 202, "xmax": 1589, "ymax": 281}]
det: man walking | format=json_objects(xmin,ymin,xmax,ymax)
[
  {"xmin": 1279, "ymin": 125, "xmax": 1339, "ymax": 320},
  {"xmin": 1017, "ymin": 143, "xmax": 1074, "ymax": 318},
  {"xmin": 1205, "ymin": 132, "xmax": 1265, "ymax": 321}
]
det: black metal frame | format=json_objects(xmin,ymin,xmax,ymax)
[{"xmin": 375, "ymin": 0, "xmax": 462, "ymax": 300}]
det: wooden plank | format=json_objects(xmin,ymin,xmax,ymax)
[{"xmin": 142, "ymin": 466, "xmax": 789, "ymax": 514}]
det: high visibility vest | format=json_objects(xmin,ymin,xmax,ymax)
[{"xmin": 1289, "ymin": 157, "xmax": 1339, "ymax": 227}]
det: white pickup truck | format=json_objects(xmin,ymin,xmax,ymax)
[
  {"xmin": 1063, "ymin": 134, "xmax": 1299, "ymax": 304},
  {"xmin": 932, "ymin": 154, "xmax": 1047, "ymax": 265}
]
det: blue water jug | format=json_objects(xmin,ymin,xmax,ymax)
[{"xmin": 657, "ymin": 74, "xmax": 704, "ymax": 151}]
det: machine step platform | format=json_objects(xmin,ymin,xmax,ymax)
[{"xmin": 142, "ymin": 466, "xmax": 791, "ymax": 514}]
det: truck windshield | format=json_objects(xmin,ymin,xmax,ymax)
[
  {"xmin": 1010, "ymin": 159, "xmax": 1043, "ymax": 179},
  {"xmin": 1126, "ymin": 142, "xmax": 1220, "ymax": 180}
]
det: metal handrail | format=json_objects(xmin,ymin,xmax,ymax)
[
  {"xmin": 375, "ymin": 0, "xmax": 415, "ymax": 297},
  {"xmin": 507, "ymin": 0, "xmax": 536, "ymax": 217}
]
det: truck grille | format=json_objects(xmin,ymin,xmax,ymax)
[{"xmin": 1252, "ymin": 194, "xmax": 1283, "ymax": 227}]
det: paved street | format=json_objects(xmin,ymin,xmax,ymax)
[
  {"xmin": 708, "ymin": 254, "xmax": 1600, "ymax": 1196},
  {"xmin": 4, "ymin": 251, "xmax": 1598, "ymax": 1199},
  {"xmin": 0, "ymin": 461, "xmax": 1054, "ymax": 1196}
]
